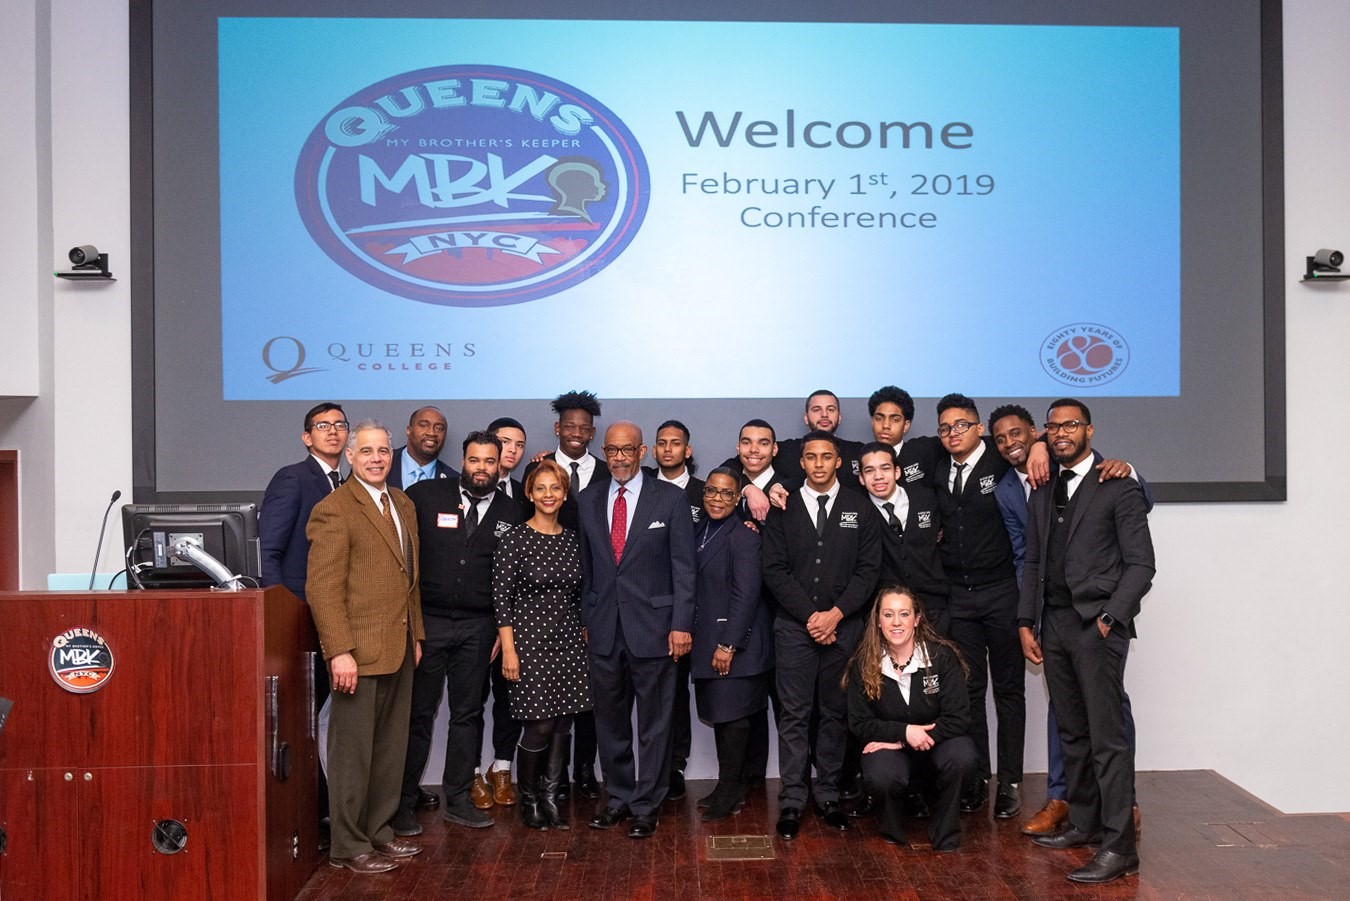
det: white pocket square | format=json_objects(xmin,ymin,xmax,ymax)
[{"xmin": 648, "ymin": 521, "xmax": 666, "ymax": 529}]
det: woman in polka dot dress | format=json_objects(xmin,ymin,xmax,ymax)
[{"xmin": 494, "ymin": 459, "xmax": 593, "ymax": 829}]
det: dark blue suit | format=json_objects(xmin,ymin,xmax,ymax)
[
  {"xmin": 386, "ymin": 447, "xmax": 458, "ymax": 490},
  {"xmin": 578, "ymin": 473, "xmax": 696, "ymax": 816},
  {"xmin": 259, "ymin": 455, "xmax": 335, "ymax": 600}
]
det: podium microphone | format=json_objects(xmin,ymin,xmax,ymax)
[{"xmin": 90, "ymin": 489, "xmax": 122, "ymax": 590}]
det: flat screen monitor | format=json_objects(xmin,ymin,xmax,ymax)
[{"xmin": 121, "ymin": 503, "xmax": 262, "ymax": 590}]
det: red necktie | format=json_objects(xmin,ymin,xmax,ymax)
[{"xmin": 611, "ymin": 486, "xmax": 627, "ymax": 564}]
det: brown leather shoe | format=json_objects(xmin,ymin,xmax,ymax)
[
  {"xmin": 471, "ymin": 773, "xmax": 495, "ymax": 810},
  {"xmin": 489, "ymin": 767, "xmax": 518, "ymax": 806},
  {"xmin": 1133, "ymin": 804, "xmax": 1142, "ymax": 842},
  {"xmin": 374, "ymin": 838, "xmax": 422, "ymax": 859},
  {"xmin": 1021, "ymin": 798, "xmax": 1069, "ymax": 835},
  {"xmin": 329, "ymin": 851, "xmax": 399, "ymax": 873}
]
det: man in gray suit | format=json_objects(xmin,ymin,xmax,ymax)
[
  {"xmin": 577, "ymin": 420, "xmax": 697, "ymax": 839},
  {"xmin": 1019, "ymin": 399, "xmax": 1155, "ymax": 885}
]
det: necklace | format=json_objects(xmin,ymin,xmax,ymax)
[
  {"xmin": 698, "ymin": 519, "xmax": 728, "ymax": 551},
  {"xmin": 887, "ymin": 649, "xmax": 913, "ymax": 672}
]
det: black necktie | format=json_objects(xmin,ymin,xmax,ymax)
[
  {"xmin": 952, "ymin": 462, "xmax": 966, "ymax": 496},
  {"xmin": 328, "ymin": 471, "xmax": 341, "ymax": 492},
  {"xmin": 815, "ymin": 495, "xmax": 829, "ymax": 537},
  {"xmin": 464, "ymin": 493, "xmax": 480, "ymax": 537},
  {"xmin": 882, "ymin": 501, "xmax": 904, "ymax": 537},
  {"xmin": 1054, "ymin": 469, "xmax": 1078, "ymax": 512},
  {"xmin": 569, "ymin": 461, "xmax": 581, "ymax": 495}
]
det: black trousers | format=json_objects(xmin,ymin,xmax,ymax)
[
  {"xmin": 774, "ymin": 616, "xmax": 862, "ymax": 808},
  {"xmin": 400, "ymin": 614, "xmax": 496, "ymax": 811},
  {"xmin": 481, "ymin": 652, "xmax": 522, "ymax": 764},
  {"xmin": 860, "ymin": 735, "xmax": 977, "ymax": 851},
  {"xmin": 1042, "ymin": 604, "xmax": 1136, "ymax": 856},
  {"xmin": 948, "ymin": 578, "xmax": 1025, "ymax": 786},
  {"xmin": 671, "ymin": 651, "xmax": 692, "ymax": 772}
]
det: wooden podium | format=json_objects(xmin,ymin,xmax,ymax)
[{"xmin": 0, "ymin": 587, "xmax": 321, "ymax": 900}]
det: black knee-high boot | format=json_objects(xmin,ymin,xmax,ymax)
[
  {"xmin": 703, "ymin": 718, "xmax": 750, "ymax": 821},
  {"xmin": 516, "ymin": 743, "xmax": 549, "ymax": 830},
  {"xmin": 540, "ymin": 730, "xmax": 571, "ymax": 829}
]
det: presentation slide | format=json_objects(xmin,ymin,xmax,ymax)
[{"xmin": 219, "ymin": 19, "xmax": 1179, "ymax": 401}]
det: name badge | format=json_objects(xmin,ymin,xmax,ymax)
[{"xmin": 437, "ymin": 512, "xmax": 460, "ymax": 529}]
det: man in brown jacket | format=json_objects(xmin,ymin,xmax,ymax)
[{"xmin": 307, "ymin": 419, "xmax": 426, "ymax": 873}]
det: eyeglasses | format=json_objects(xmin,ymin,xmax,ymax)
[
  {"xmin": 602, "ymin": 444, "xmax": 641, "ymax": 458},
  {"xmin": 702, "ymin": 486, "xmax": 739, "ymax": 501},
  {"xmin": 309, "ymin": 421, "xmax": 351, "ymax": 432},
  {"xmin": 1042, "ymin": 420, "xmax": 1087, "ymax": 435},
  {"xmin": 936, "ymin": 420, "xmax": 977, "ymax": 438}
]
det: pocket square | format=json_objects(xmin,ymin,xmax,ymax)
[{"xmin": 648, "ymin": 521, "xmax": 666, "ymax": 529}]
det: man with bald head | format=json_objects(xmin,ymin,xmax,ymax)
[{"xmin": 577, "ymin": 421, "xmax": 697, "ymax": 839}]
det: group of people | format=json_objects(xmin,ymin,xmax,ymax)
[{"xmin": 258, "ymin": 385, "xmax": 1155, "ymax": 885}]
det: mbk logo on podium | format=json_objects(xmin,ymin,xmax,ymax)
[{"xmin": 48, "ymin": 627, "xmax": 116, "ymax": 694}]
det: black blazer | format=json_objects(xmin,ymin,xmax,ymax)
[
  {"xmin": 406, "ymin": 479, "xmax": 524, "ymax": 618},
  {"xmin": 691, "ymin": 517, "xmax": 772, "ymax": 680},
  {"xmin": 259, "ymin": 455, "xmax": 335, "ymax": 600},
  {"xmin": 523, "ymin": 452, "xmax": 610, "ymax": 532},
  {"xmin": 387, "ymin": 447, "xmax": 459, "ymax": 490},
  {"xmin": 1019, "ymin": 465, "xmax": 1156, "ymax": 635},
  {"xmin": 761, "ymin": 486, "xmax": 882, "ymax": 625},
  {"xmin": 870, "ymin": 482, "xmax": 949, "ymax": 602},
  {"xmin": 848, "ymin": 642, "xmax": 971, "ymax": 746}
]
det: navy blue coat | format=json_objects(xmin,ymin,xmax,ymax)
[
  {"xmin": 691, "ymin": 517, "xmax": 773, "ymax": 681},
  {"xmin": 578, "ymin": 475, "xmax": 696, "ymax": 658},
  {"xmin": 259, "ymin": 455, "xmax": 333, "ymax": 600}
]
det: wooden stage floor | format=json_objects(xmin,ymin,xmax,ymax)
[{"xmin": 297, "ymin": 770, "xmax": 1350, "ymax": 900}]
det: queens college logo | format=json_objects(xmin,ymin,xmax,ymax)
[{"xmin": 295, "ymin": 66, "xmax": 649, "ymax": 307}]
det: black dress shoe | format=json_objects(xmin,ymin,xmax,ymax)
[
  {"xmin": 959, "ymin": 782, "xmax": 987, "ymax": 813},
  {"xmin": 1032, "ymin": 826, "xmax": 1103, "ymax": 849},
  {"xmin": 776, "ymin": 807, "xmax": 801, "ymax": 840},
  {"xmin": 416, "ymin": 788, "xmax": 440, "ymax": 811},
  {"xmin": 815, "ymin": 800, "xmax": 851, "ymax": 831},
  {"xmin": 1067, "ymin": 849, "xmax": 1140, "ymax": 883},
  {"xmin": 993, "ymin": 782, "xmax": 1021, "ymax": 819},
  {"xmin": 575, "ymin": 764, "xmax": 601, "ymax": 800},
  {"xmin": 667, "ymin": 770, "xmax": 686, "ymax": 800},
  {"xmin": 902, "ymin": 789, "xmax": 931, "ymax": 819},
  {"xmin": 879, "ymin": 830, "xmax": 906, "ymax": 845},
  {"xmin": 627, "ymin": 815, "xmax": 658, "ymax": 839},
  {"xmin": 589, "ymin": 805, "xmax": 631, "ymax": 830},
  {"xmin": 846, "ymin": 793, "xmax": 878, "ymax": 818}
]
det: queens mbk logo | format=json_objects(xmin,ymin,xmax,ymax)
[{"xmin": 295, "ymin": 66, "xmax": 650, "ymax": 307}]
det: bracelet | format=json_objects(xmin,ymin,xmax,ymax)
[{"xmin": 716, "ymin": 644, "xmax": 736, "ymax": 654}]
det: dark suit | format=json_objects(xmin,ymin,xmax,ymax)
[
  {"xmin": 386, "ymin": 447, "xmax": 458, "ymax": 490},
  {"xmin": 1020, "ymin": 462, "xmax": 1155, "ymax": 857},
  {"xmin": 259, "ymin": 454, "xmax": 336, "ymax": 600},
  {"xmin": 761, "ymin": 486, "xmax": 881, "ymax": 808},
  {"xmin": 869, "ymin": 482, "xmax": 950, "ymax": 634},
  {"xmin": 399, "ymin": 482, "xmax": 523, "ymax": 814},
  {"xmin": 306, "ymin": 478, "xmax": 424, "ymax": 860},
  {"xmin": 578, "ymin": 473, "xmax": 696, "ymax": 816},
  {"xmin": 691, "ymin": 517, "xmax": 773, "ymax": 694},
  {"xmin": 497, "ymin": 475, "xmax": 529, "ymax": 513},
  {"xmin": 524, "ymin": 452, "xmax": 610, "ymax": 532}
]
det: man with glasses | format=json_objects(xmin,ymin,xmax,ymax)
[
  {"xmin": 1018, "ymin": 400, "xmax": 1154, "ymax": 884},
  {"xmin": 989, "ymin": 404, "xmax": 1150, "ymax": 838},
  {"xmin": 388, "ymin": 406, "xmax": 458, "ymax": 489},
  {"xmin": 259, "ymin": 401, "xmax": 350, "ymax": 846},
  {"xmin": 578, "ymin": 421, "xmax": 696, "ymax": 839},
  {"xmin": 932, "ymin": 393, "xmax": 1028, "ymax": 821}
]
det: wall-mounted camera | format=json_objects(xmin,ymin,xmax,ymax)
[
  {"xmin": 55, "ymin": 244, "xmax": 115, "ymax": 280},
  {"xmin": 1303, "ymin": 248, "xmax": 1348, "ymax": 282}
]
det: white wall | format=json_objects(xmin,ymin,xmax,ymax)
[{"xmin": 3, "ymin": 0, "xmax": 1346, "ymax": 813}]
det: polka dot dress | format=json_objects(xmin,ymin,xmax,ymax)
[{"xmin": 492, "ymin": 524, "xmax": 593, "ymax": 719}]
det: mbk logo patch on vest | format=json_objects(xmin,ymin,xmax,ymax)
[{"xmin": 296, "ymin": 65, "xmax": 649, "ymax": 307}]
